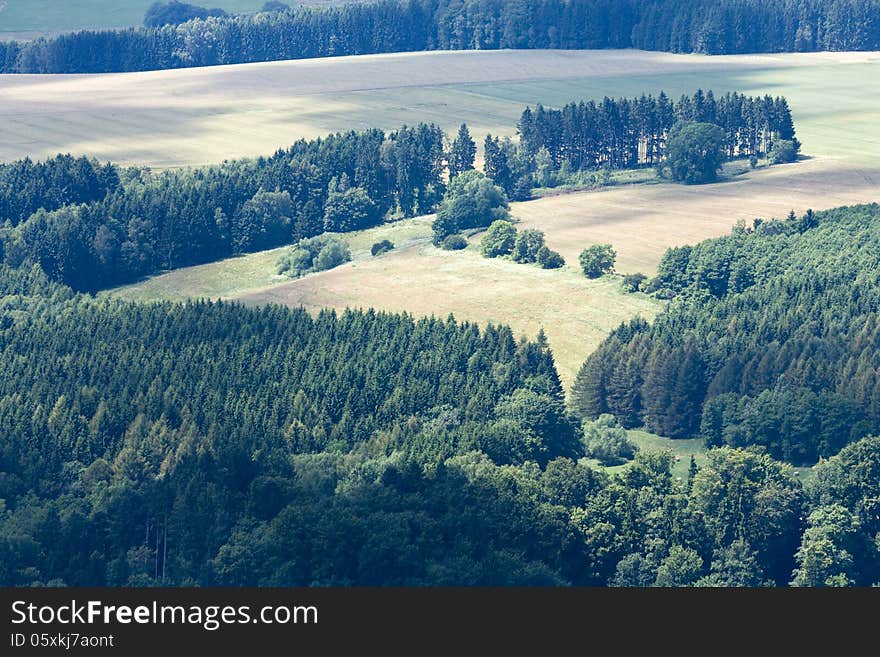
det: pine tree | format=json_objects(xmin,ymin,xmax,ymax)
[
  {"xmin": 448, "ymin": 123, "xmax": 476, "ymax": 179},
  {"xmin": 483, "ymin": 134, "xmax": 511, "ymax": 191},
  {"xmin": 570, "ymin": 353, "xmax": 608, "ymax": 419}
]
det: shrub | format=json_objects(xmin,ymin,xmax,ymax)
[
  {"xmin": 770, "ymin": 139, "xmax": 799, "ymax": 164},
  {"xmin": 622, "ymin": 272, "xmax": 647, "ymax": 292},
  {"xmin": 371, "ymin": 240, "xmax": 394, "ymax": 256},
  {"xmin": 536, "ymin": 245, "xmax": 564, "ymax": 269},
  {"xmin": 579, "ymin": 244, "xmax": 616, "ymax": 278},
  {"xmin": 582, "ymin": 414, "xmax": 639, "ymax": 466},
  {"xmin": 512, "ymin": 229, "xmax": 545, "ymax": 263},
  {"xmin": 277, "ymin": 235, "xmax": 351, "ymax": 277},
  {"xmin": 480, "ymin": 220, "xmax": 517, "ymax": 257},
  {"xmin": 441, "ymin": 234, "xmax": 468, "ymax": 250},
  {"xmin": 314, "ymin": 240, "xmax": 351, "ymax": 271}
]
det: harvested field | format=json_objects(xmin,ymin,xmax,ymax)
[{"xmin": 1, "ymin": 49, "xmax": 878, "ymax": 167}]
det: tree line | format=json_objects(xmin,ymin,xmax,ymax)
[
  {"xmin": 1, "ymin": 0, "xmax": 879, "ymax": 74},
  {"xmin": 516, "ymin": 91, "xmax": 797, "ymax": 172},
  {"xmin": 0, "ymin": 125, "xmax": 445, "ymax": 291},
  {"xmin": 1, "ymin": 264, "xmax": 877, "ymax": 586},
  {"xmin": 571, "ymin": 204, "xmax": 880, "ymax": 465},
  {"xmin": 2, "ymin": 90, "xmax": 796, "ymax": 293}
]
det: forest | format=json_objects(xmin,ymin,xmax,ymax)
[
  {"xmin": 571, "ymin": 204, "xmax": 880, "ymax": 465},
  {"xmin": 0, "ymin": 90, "xmax": 797, "ymax": 292},
  {"xmin": 0, "ymin": 0, "xmax": 878, "ymax": 74},
  {"xmin": 516, "ymin": 91, "xmax": 797, "ymax": 171},
  {"xmin": 1, "ymin": 263, "xmax": 878, "ymax": 586},
  {"xmin": 0, "ymin": 125, "xmax": 445, "ymax": 291}
]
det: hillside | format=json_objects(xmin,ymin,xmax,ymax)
[
  {"xmin": 1, "ymin": 49, "xmax": 877, "ymax": 167},
  {"xmin": 573, "ymin": 203, "xmax": 880, "ymax": 464}
]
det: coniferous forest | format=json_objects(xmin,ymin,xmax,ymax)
[
  {"xmin": 2, "ymin": 1, "xmax": 880, "ymax": 591},
  {"xmin": 2, "ymin": 261, "xmax": 879, "ymax": 586},
  {"xmin": 517, "ymin": 92, "xmax": 797, "ymax": 170},
  {"xmin": 572, "ymin": 205, "xmax": 880, "ymax": 464},
  {"xmin": 0, "ymin": 126, "xmax": 446, "ymax": 291},
  {"xmin": 0, "ymin": 0, "xmax": 879, "ymax": 74}
]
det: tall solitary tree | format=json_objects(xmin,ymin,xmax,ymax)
[
  {"xmin": 663, "ymin": 121, "xmax": 725, "ymax": 184},
  {"xmin": 448, "ymin": 123, "xmax": 477, "ymax": 178},
  {"xmin": 579, "ymin": 244, "xmax": 616, "ymax": 278}
]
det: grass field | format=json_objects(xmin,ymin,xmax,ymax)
[
  {"xmin": 109, "ymin": 216, "xmax": 662, "ymax": 387},
  {"xmin": 596, "ymin": 431, "xmax": 707, "ymax": 480},
  {"xmin": 514, "ymin": 158, "xmax": 880, "ymax": 274},
  {"xmin": 1, "ymin": 50, "xmax": 878, "ymax": 167},
  {"xmin": 595, "ymin": 430, "xmax": 814, "ymax": 481},
  {"xmin": 58, "ymin": 48, "xmax": 880, "ymax": 391}
]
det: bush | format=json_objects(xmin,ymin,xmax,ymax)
[
  {"xmin": 432, "ymin": 171, "xmax": 510, "ymax": 245},
  {"xmin": 512, "ymin": 229, "xmax": 546, "ymax": 263},
  {"xmin": 749, "ymin": 155, "xmax": 758, "ymax": 169},
  {"xmin": 537, "ymin": 246, "xmax": 565, "ymax": 269},
  {"xmin": 314, "ymin": 240, "xmax": 351, "ymax": 271},
  {"xmin": 441, "ymin": 234, "xmax": 468, "ymax": 250},
  {"xmin": 322, "ymin": 178, "xmax": 380, "ymax": 232},
  {"xmin": 582, "ymin": 414, "xmax": 639, "ymax": 466},
  {"xmin": 371, "ymin": 240, "xmax": 394, "ymax": 256},
  {"xmin": 579, "ymin": 244, "xmax": 616, "ymax": 278},
  {"xmin": 663, "ymin": 121, "xmax": 725, "ymax": 184},
  {"xmin": 770, "ymin": 139, "xmax": 799, "ymax": 164},
  {"xmin": 622, "ymin": 272, "xmax": 647, "ymax": 292},
  {"xmin": 480, "ymin": 220, "xmax": 517, "ymax": 257},
  {"xmin": 277, "ymin": 235, "xmax": 351, "ymax": 278}
]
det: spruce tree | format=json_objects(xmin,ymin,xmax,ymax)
[{"xmin": 448, "ymin": 123, "xmax": 476, "ymax": 178}]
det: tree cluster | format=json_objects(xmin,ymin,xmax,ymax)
[
  {"xmin": 276, "ymin": 235, "xmax": 351, "ymax": 278},
  {"xmin": 431, "ymin": 171, "xmax": 509, "ymax": 245},
  {"xmin": 0, "ymin": 125, "xmax": 445, "ymax": 292},
  {"xmin": 480, "ymin": 221, "xmax": 564, "ymax": 269},
  {"xmin": 1, "ymin": 0, "xmax": 878, "ymax": 73},
  {"xmin": 572, "ymin": 204, "xmax": 880, "ymax": 463},
  {"xmin": 143, "ymin": 2, "xmax": 228, "ymax": 28},
  {"xmin": 517, "ymin": 91, "xmax": 797, "ymax": 175}
]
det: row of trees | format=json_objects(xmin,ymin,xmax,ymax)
[
  {"xmin": 571, "ymin": 204, "xmax": 880, "ymax": 464},
  {"xmin": 517, "ymin": 91, "xmax": 798, "ymax": 172},
  {"xmin": 480, "ymin": 221, "xmax": 565, "ymax": 269},
  {"xmin": 0, "ymin": 125, "xmax": 445, "ymax": 291},
  {"xmin": 2, "ymin": 0, "xmax": 879, "ymax": 73},
  {"xmin": 0, "ymin": 90, "xmax": 798, "ymax": 293},
  {"xmin": 2, "ymin": 264, "xmax": 878, "ymax": 586}
]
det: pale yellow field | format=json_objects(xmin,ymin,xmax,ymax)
[
  {"xmin": 2, "ymin": 49, "xmax": 879, "ymax": 167},
  {"xmin": 238, "ymin": 243, "xmax": 661, "ymax": 387},
  {"xmin": 91, "ymin": 48, "xmax": 880, "ymax": 386},
  {"xmin": 110, "ymin": 153, "xmax": 879, "ymax": 385},
  {"xmin": 515, "ymin": 157, "xmax": 880, "ymax": 274},
  {"xmin": 109, "ymin": 213, "xmax": 661, "ymax": 386}
]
